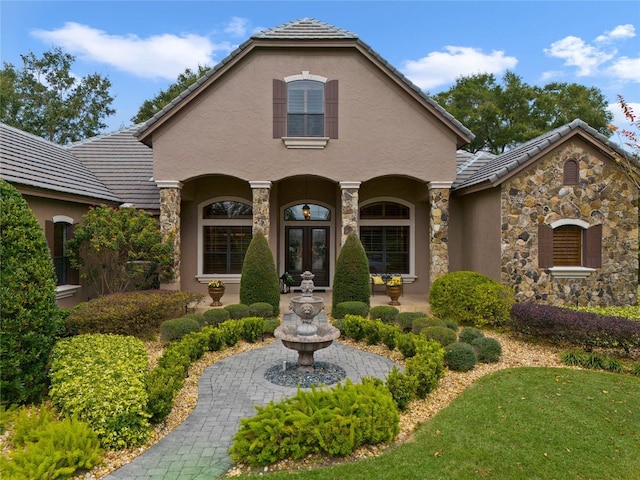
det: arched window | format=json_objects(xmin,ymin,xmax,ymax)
[
  {"xmin": 538, "ymin": 219, "xmax": 602, "ymax": 271},
  {"xmin": 284, "ymin": 204, "xmax": 331, "ymax": 221},
  {"xmin": 563, "ymin": 159, "xmax": 579, "ymax": 185},
  {"xmin": 199, "ymin": 199, "xmax": 253, "ymax": 275},
  {"xmin": 359, "ymin": 201, "xmax": 412, "ymax": 274}
]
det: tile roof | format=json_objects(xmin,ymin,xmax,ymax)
[
  {"xmin": 69, "ymin": 125, "xmax": 159, "ymax": 211},
  {"xmin": 452, "ymin": 119, "xmax": 637, "ymax": 192},
  {"xmin": 137, "ymin": 18, "xmax": 474, "ymax": 145},
  {"xmin": 0, "ymin": 123, "xmax": 120, "ymax": 202}
]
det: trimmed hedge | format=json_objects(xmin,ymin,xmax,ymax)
[
  {"xmin": 444, "ymin": 342, "xmax": 478, "ymax": 372},
  {"xmin": 49, "ymin": 334, "xmax": 150, "ymax": 449},
  {"xmin": 412, "ymin": 316, "xmax": 445, "ymax": 334},
  {"xmin": 421, "ymin": 325, "xmax": 457, "ymax": 347},
  {"xmin": 472, "ymin": 337, "xmax": 502, "ymax": 363},
  {"xmin": 159, "ymin": 316, "xmax": 201, "ymax": 342},
  {"xmin": 459, "ymin": 326, "xmax": 485, "ymax": 344},
  {"xmin": 65, "ymin": 290, "xmax": 203, "ymax": 337},
  {"xmin": 369, "ymin": 305, "xmax": 399, "ymax": 323},
  {"xmin": 224, "ymin": 304, "xmax": 251, "ymax": 320},
  {"xmin": 430, "ymin": 271, "xmax": 514, "ymax": 328},
  {"xmin": 202, "ymin": 308, "xmax": 231, "ymax": 326},
  {"xmin": 396, "ymin": 312, "xmax": 428, "ymax": 333},
  {"xmin": 333, "ymin": 301, "xmax": 370, "ymax": 319},
  {"xmin": 510, "ymin": 303, "xmax": 640, "ymax": 352},
  {"xmin": 249, "ymin": 302, "xmax": 277, "ymax": 318}
]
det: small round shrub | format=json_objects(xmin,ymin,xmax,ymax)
[
  {"xmin": 396, "ymin": 312, "xmax": 428, "ymax": 333},
  {"xmin": 363, "ymin": 319, "xmax": 383, "ymax": 345},
  {"xmin": 181, "ymin": 313, "xmax": 205, "ymax": 327},
  {"xmin": 224, "ymin": 304, "xmax": 250, "ymax": 320},
  {"xmin": 333, "ymin": 301, "xmax": 369, "ymax": 319},
  {"xmin": 472, "ymin": 337, "xmax": 502, "ymax": 363},
  {"xmin": 445, "ymin": 342, "xmax": 477, "ymax": 372},
  {"xmin": 421, "ymin": 326, "xmax": 457, "ymax": 347},
  {"xmin": 380, "ymin": 323, "xmax": 400, "ymax": 351},
  {"xmin": 201, "ymin": 326, "xmax": 224, "ymax": 351},
  {"xmin": 412, "ymin": 316, "xmax": 445, "ymax": 334},
  {"xmin": 385, "ymin": 367, "xmax": 417, "ymax": 411},
  {"xmin": 202, "ymin": 308, "xmax": 231, "ymax": 326},
  {"xmin": 343, "ymin": 315, "xmax": 367, "ymax": 341},
  {"xmin": 159, "ymin": 317, "xmax": 201, "ymax": 342},
  {"xmin": 459, "ymin": 327, "xmax": 485, "ymax": 344},
  {"xmin": 240, "ymin": 317, "xmax": 265, "ymax": 343},
  {"xmin": 397, "ymin": 333, "xmax": 418, "ymax": 358},
  {"xmin": 332, "ymin": 318, "xmax": 346, "ymax": 336},
  {"xmin": 369, "ymin": 305, "xmax": 399, "ymax": 324},
  {"xmin": 444, "ymin": 321, "xmax": 459, "ymax": 332},
  {"xmin": 263, "ymin": 318, "xmax": 280, "ymax": 336},
  {"xmin": 249, "ymin": 302, "xmax": 276, "ymax": 318}
]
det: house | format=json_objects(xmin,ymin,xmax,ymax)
[{"xmin": 1, "ymin": 18, "xmax": 637, "ymax": 308}]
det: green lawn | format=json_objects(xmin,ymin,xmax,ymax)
[{"xmin": 248, "ymin": 368, "xmax": 640, "ymax": 480}]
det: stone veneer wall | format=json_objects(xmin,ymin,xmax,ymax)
[
  {"xmin": 159, "ymin": 187, "xmax": 181, "ymax": 289},
  {"xmin": 501, "ymin": 142, "xmax": 638, "ymax": 306},
  {"xmin": 429, "ymin": 186, "xmax": 450, "ymax": 285}
]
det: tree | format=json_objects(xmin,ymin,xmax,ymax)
[
  {"xmin": 331, "ymin": 233, "xmax": 371, "ymax": 317},
  {"xmin": 66, "ymin": 206, "xmax": 174, "ymax": 296},
  {"xmin": 131, "ymin": 65, "xmax": 210, "ymax": 124},
  {"xmin": 239, "ymin": 232, "xmax": 281, "ymax": 316},
  {"xmin": 433, "ymin": 71, "xmax": 613, "ymax": 154},
  {"xmin": 0, "ymin": 47, "xmax": 115, "ymax": 144},
  {"xmin": 0, "ymin": 179, "xmax": 63, "ymax": 405}
]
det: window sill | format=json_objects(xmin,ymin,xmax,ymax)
[
  {"xmin": 548, "ymin": 267, "xmax": 595, "ymax": 279},
  {"xmin": 282, "ymin": 137, "xmax": 329, "ymax": 149},
  {"xmin": 56, "ymin": 284, "xmax": 81, "ymax": 300},
  {"xmin": 197, "ymin": 275, "xmax": 241, "ymax": 285}
]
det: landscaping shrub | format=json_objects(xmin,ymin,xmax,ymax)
[
  {"xmin": 224, "ymin": 304, "xmax": 251, "ymax": 320},
  {"xmin": 146, "ymin": 364, "xmax": 185, "ymax": 424},
  {"xmin": 249, "ymin": 302, "xmax": 277, "ymax": 318},
  {"xmin": 333, "ymin": 301, "xmax": 369, "ymax": 319},
  {"xmin": 396, "ymin": 312, "xmax": 428, "ymax": 333},
  {"xmin": 421, "ymin": 325, "xmax": 457, "ymax": 347},
  {"xmin": 331, "ymin": 233, "xmax": 370, "ymax": 317},
  {"xmin": 385, "ymin": 367, "xmax": 418, "ymax": 410},
  {"xmin": 430, "ymin": 271, "xmax": 514, "ymax": 327},
  {"xmin": 0, "ymin": 179, "xmax": 63, "ymax": 405},
  {"xmin": 65, "ymin": 290, "xmax": 203, "ymax": 337},
  {"xmin": 444, "ymin": 342, "xmax": 478, "ymax": 372},
  {"xmin": 369, "ymin": 305, "xmax": 399, "ymax": 324},
  {"xmin": 239, "ymin": 232, "xmax": 281, "ymax": 316},
  {"xmin": 405, "ymin": 340, "xmax": 446, "ymax": 398},
  {"xmin": 510, "ymin": 303, "xmax": 640, "ymax": 352},
  {"xmin": 159, "ymin": 316, "xmax": 201, "ymax": 342},
  {"xmin": 240, "ymin": 317, "xmax": 266, "ymax": 343},
  {"xmin": 0, "ymin": 404, "xmax": 102, "ymax": 478},
  {"xmin": 218, "ymin": 320, "xmax": 243, "ymax": 346},
  {"xmin": 380, "ymin": 323, "xmax": 400, "ymax": 351},
  {"xmin": 202, "ymin": 307, "xmax": 231, "ymax": 326},
  {"xmin": 49, "ymin": 334, "xmax": 150, "ymax": 449},
  {"xmin": 397, "ymin": 333, "xmax": 418, "ymax": 358},
  {"xmin": 263, "ymin": 318, "xmax": 280, "ymax": 336},
  {"xmin": 472, "ymin": 337, "xmax": 502, "ymax": 363},
  {"xmin": 342, "ymin": 315, "xmax": 367, "ymax": 341},
  {"xmin": 412, "ymin": 316, "xmax": 445, "ymax": 334},
  {"xmin": 363, "ymin": 318, "xmax": 384, "ymax": 345},
  {"xmin": 444, "ymin": 320, "xmax": 459, "ymax": 331},
  {"xmin": 572, "ymin": 304, "xmax": 640, "ymax": 322},
  {"xmin": 201, "ymin": 326, "xmax": 224, "ymax": 352},
  {"xmin": 459, "ymin": 326, "xmax": 485, "ymax": 344},
  {"xmin": 230, "ymin": 378, "xmax": 399, "ymax": 466}
]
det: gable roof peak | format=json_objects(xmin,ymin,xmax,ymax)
[{"xmin": 252, "ymin": 17, "xmax": 359, "ymax": 40}]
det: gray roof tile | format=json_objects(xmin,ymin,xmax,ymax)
[
  {"xmin": 252, "ymin": 17, "xmax": 359, "ymax": 39},
  {"xmin": 0, "ymin": 123, "xmax": 120, "ymax": 202}
]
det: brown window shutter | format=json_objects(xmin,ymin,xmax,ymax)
[
  {"xmin": 325, "ymin": 79, "xmax": 338, "ymax": 139},
  {"xmin": 538, "ymin": 224, "xmax": 553, "ymax": 268},
  {"xmin": 273, "ymin": 79, "xmax": 286, "ymax": 138},
  {"xmin": 584, "ymin": 223, "xmax": 602, "ymax": 268},
  {"xmin": 553, "ymin": 226, "xmax": 582, "ymax": 266},
  {"xmin": 45, "ymin": 220, "xmax": 54, "ymax": 256},
  {"xmin": 68, "ymin": 223, "xmax": 80, "ymax": 284},
  {"xmin": 563, "ymin": 159, "xmax": 579, "ymax": 185}
]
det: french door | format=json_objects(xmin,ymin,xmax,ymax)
[{"xmin": 285, "ymin": 226, "xmax": 330, "ymax": 287}]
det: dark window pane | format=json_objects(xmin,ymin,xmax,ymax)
[
  {"xmin": 203, "ymin": 201, "xmax": 252, "ymax": 219},
  {"xmin": 361, "ymin": 202, "xmax": 409, "ymax": 219},
  {"xmin": 203, "ymin": 226, "xmax": 252, "ymax": 274},
  {"xmin": 360, "ymin": 226, "xmax": 409, "ymax": 274},
  {"xmin": 53, "ymin": 222, "xmax": 70, "ymax": 285}
]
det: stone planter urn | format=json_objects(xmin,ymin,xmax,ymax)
[
  {"xmin": 208, "ymin": 286, "xmax": 225, "ymax": 306},
  {"xmin": 386, "ymin": 285, "xmax": 402, "ymax": 306}
]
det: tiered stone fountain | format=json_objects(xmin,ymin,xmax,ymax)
[{"xmin": 274, "ymin": 271, "xmax": 340, "ymax": 372}]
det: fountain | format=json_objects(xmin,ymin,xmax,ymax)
[{"xmin": 274, "ymin": 271, "xmax": 340, "ymax": 372}]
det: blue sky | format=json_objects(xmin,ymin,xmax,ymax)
[{"xmin": 2, "ymin": 0, "xmax": 639, "ymax": 136}]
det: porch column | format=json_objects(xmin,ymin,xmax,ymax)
[
  {"xmin": 249, "ymin": 181, "xmax": 272, "ymax": 237},
  {"xmin": 156, "ymin": 180, "xmax": 183, "ymax": 290},
  {"xmin": 428, "ymin": 181, "xmax": 452, "ymax": 285},
  {"xmin": 340, "ymin": 181, "xmax": 361, "ymax": 246}
]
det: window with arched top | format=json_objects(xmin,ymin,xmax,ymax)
[
  {"xmin": 538, "ymin": 219, "xmax": 602, "ymax": 272},
  {"xmin": 563, "ymin": 159, "xmax": 579, "ymax": 185},
  {"xmin": 199, "ymin": 199, "xmax": 253, "ymax": 275},
  {"xmin": 45, "ymin": 216, "xmax": 79, "ymax": 286}
]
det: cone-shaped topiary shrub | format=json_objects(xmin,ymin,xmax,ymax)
[
  {"xmin": 1, "ymin": 179, "xmax": 64, "ymax": 405},
  {"xmin": 331, "ymin": 233, "xmax": 370, "ymax": 317},
  {"xmin": 239, "ymin": 232, "xmax": 280, "ymax": 316}
]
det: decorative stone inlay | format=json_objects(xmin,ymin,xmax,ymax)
[
  {"xmin": 340, "ymin": 181, "xmax": 361, "ymax": 245},
  {"xmin": 429, "ymin": 183, "xmax": 452, "ymax": 285},
  {"xmin": 500, "ymin": 142, "xmax": 638, "ymax": 306},
  {"xmin": 250, "ymin": 181, "xmax": 271, "ymax": 237},
  {"xmin": 158, "ymin": 183, "xmax": 182, "ymax": 288}
]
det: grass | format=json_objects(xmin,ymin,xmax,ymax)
[{"xmin": 249, "ymin": 368, "xmax": 640, "ymax": 480}]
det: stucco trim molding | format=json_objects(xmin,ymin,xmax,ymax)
[
  {"xmin": 282, "ymin": 137, "xmax": 329, "ymax": 149},
  {"xmin": 339, "ymin": 181, "xmax": 362, "ymax": 190},
  {"xmin": 550, "ymin": 218, "xmax": 590, "ymax": 229},
  {"xmin": 428, "ymin": 181, "xmax": 454, "ymax": 190},
  {"xmin": 56, "ymin": 284, "xmax": 80, "ymax": 300},
  {"xmin": 156, "ymin": 180, "xmax": 184, "ymax": 189},
  {"xmin": 249, "ymin": 181, "xmax": 272, "ymax": 189},
  {"xmin": 52, "ymin": 215, "xmax": 74, "ymax": 224},
  {"xmin": 548, "ymin": 266, "xmax": 596, "ymax": 279},
  {"xmin": 196, "ymin": 275, "xmax": 242, "ymax": 285},
  {"xmin": 284, "ymin": 71, "xmax": 328, "ymax": 83}
]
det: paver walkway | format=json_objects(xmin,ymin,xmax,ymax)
[{"xmin": 104, "ymin": 340, "xmax": 399, "ymax": 480}]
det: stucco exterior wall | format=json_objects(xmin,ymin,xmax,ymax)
[
  {"xmin": 150, "ymin": 48, "xmax": 458, "ymax": 185},
  {"xmin": 501, "ymin": 140, "xmax": 638, "ymax": 306}
]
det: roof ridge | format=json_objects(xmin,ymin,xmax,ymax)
[{"xmin": 252, "ymin": 17, "xmax": 359, "ymax": 39}]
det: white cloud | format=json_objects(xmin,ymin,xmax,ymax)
[
  {"xmin": 608, "ymin": 101, "xmax": 639, "ymax": 125},
  {"xmin": 224, "ymin": 17, "xmax": 249, "ymax": 37},
  {"xmin": 544, "ymin": 35, "xmax": 614, "ymax": 76},
  {"xmin": 610, "ymin": 56, "xmax": 640, "ymax": 83},
  {"xmin": 401, "ymin": 46, "xmax": 518, "ymax": 90},
  {"xmin": 595, "ymin": 24, "xmax": 636, "ymax": 43},
  {"xmin": 31, "ymin": 22, "xmax": 234, "ymax": 80}
]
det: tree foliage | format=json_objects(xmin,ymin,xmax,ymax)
[
  {"xmin": 131, "ymin": 65, "xmax": 210, "ymax": 124},
  {"xmin": 433, "ymin": 71, "xmax": 613, "ymax": 154},
  {"xmin": 66, "ymin": 206, "xmax": 174, "ymax": 296},
  {"xmin": 0, "ymin": 47, "xmax": 115, "ymax": 144},
  {"xmin": 0, "ymin": 179, "xmax": 63, "ymax": 405}
]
